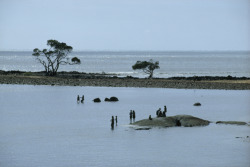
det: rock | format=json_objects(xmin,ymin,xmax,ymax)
[
  {"xmin": 236, "ymin": 136, "xmax": 250, "ymax": 139},
  {"xmin": 104, "ymin": 96, "xmax": 119, "ymax": 102},
  {"xmin": 132, "ymin": 115, "xmax": 210, "ymax": 127},
  {"xmin": 193, "ymin": 102, "xmax": 201, "ymax": 106},
  {"xmin": 135, "ymin": 127, "xmax": 151, "ymax": 130},
  {"xmin": 109, "ymin": 96, "xmax": 119, "ymax": 101},
  {"xmin": 93, "ymin": 98, "xmax": 101, "ymax": 102},
  {"xmin": 216, "ymin": 121, "xmax": 247, "ymax": 125},
  {"xmin": 104, "ymin": 98, "xmax": 110, "ymax": 101}
]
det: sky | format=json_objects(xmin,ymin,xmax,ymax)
[{"xmin": 0, "ymin": 0, "xmax": 249, "ymax": 51}]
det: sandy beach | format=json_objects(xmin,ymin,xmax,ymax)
[{"xmin": 1, "ymin": 71, "xmax": 250, "ymax": 90}]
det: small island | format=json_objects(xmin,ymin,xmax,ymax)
[{"xmin": 132, "ymin": 115, "xmax": 210, "ymax": 128}]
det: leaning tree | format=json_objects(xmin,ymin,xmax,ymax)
[
  {"xmin": 32, "ymin": 39, "xmax": 81, "ymax": 76},
  {"xmin": 132, "ymin": 59, "xmax": 160, "ymax": 78}
]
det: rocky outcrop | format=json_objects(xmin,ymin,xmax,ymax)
[
  {"xmin": 132, "ymin": 115, "xmax": 210, "ymax": 127},
  {"xmin": 134, "ymin": 127, "xmax": 152, "ymax": 130},
  {"xmin": 193, "ymin": 102, "xmax": 201, "ymax": 106},
  {"xmin": 104, "ymin": 96, "xmax": 119, "ymax": 102},
  {"xmin": 109, "ymin": 96, "xmax": 119, "ymax": 101},
  {"xmin": 216, "ymin": 121, "xmax": 247, "ymax": 125},
  {"xmin": 93, "ymin": 98, "xmax": 101, "ymax": 102},
  {"xmin": 104, "ymin": 98, "xmax": 110, "ymax": 101}
]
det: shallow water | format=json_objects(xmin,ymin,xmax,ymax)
[{"xmin": 0, "ymin": 85, "xmax": 249, "ymax": 167}]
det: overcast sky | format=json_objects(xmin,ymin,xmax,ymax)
[{"xmin": 0, "ymin": 0, "xmax": 249, "ymax": 51}]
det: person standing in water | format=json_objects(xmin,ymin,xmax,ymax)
[
  {"xmin": 111, "ymin": 116, "xmax": 114, "ymax": 129},
  {"xmin": 81, "ymin": 95, "xmax": 84, "ymax": 103},
  {"xmin": 115, "ymin": 116, "xmax": 118, "ymax": 126},
  {"xmin": 132, "ymin": 110, "xmax": 136, "ymax": 123},
  {"xmin": 77, "ymin": 95, "xmax": 80, "ymax": 103}
]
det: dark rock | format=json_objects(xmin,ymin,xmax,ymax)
[
  {"xmin": 104, "ymin": 96, "xmax": 119, "ymax": 102},
  {"xmin": 175, "ymin": 120, "xmax": 181, "ymax": 126},
  {"xmin": 109, "ymin": 96, "xmax": 119, "ymax": 101},
  {"xmin": 126, "ymin": 75, "xmax": 134, "ymax": 79},
  {"xmin": 193, "ymin": 102, "xmax": 201, "ymax": 106},
  {"xmin": 216, "ymin": 121, "xmax": 247, "ymax": 125},
  {"xmin": 104, "ymin": 98, "xmax": 110, "ymax": 101},
  {"xmin": 135, "ymin": 127, "xmax": 151, "ymax": 130},
  {"xmin": 93, "ymin": 98, "xmax": 101, "ymax": 102}
]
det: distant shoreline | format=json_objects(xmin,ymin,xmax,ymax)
[
  {"xmin": 0, "ymin": 70, "xmax": 250, "ymax": 90},
  {"xmin": 1, "ymin": 50, "xmax": 249, "ymax": 53}
]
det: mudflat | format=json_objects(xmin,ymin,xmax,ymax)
[{"xmin": 0, "ymin": 71, "xmax": 250, "ymax": 90}]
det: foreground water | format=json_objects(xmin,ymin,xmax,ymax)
[
  {"xmin": 0, "ymin": 85, "xmax": 249, "ymax": 167},
  {"xmin": 1, "ymin": 51, "xmax": 250, "ymax": 78}
]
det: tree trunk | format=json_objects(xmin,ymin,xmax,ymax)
[{"xmin": 149, "ymin": 72, "xmax": 153, "ymax": 78}]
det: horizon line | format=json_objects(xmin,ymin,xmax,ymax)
[{"xmin": 0, "ymin": 49, "xmax": 250, "ymax": 52}]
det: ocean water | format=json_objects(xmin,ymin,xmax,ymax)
[
  {"xmin": 0, "ymin": 51, "xmax": 249, "ymax": 78},
  {"xmin": 0, "ymin": 85, "xmax": 249, "ymax": 167}
]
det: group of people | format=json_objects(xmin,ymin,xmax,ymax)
[
  {"xmin": 129, "ymin": 110, "xmax": 136, "ymax": 123},
  {"xmin": 111, "ymin": 116, "xmax": 118, "ymax": 129},
  {"xmin": 148, "ymin": 105, "xmax": 167, "ymax": 120},
  {"xmin": 111, "ymin": 106, "xmax": 168, "ymax": 128},
  {"xmin": 111, "ymin": 110, "xmax": 136, "ymax": 129},
  {"xmin": 156, "ymin": 105, "xmax": 167, "ymax": 117},
  {"xmin": 129, "ymin": 110, "xmax": 136, "ymax": 119},
  {"xmin": 76, "ymin": 93, "xmax": 169, "ymax": 128},
  {"xmin": 77, "ymin": 95, "xmax": 84, "ymax": 103}
]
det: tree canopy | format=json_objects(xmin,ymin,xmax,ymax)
[
  {"xmin": 32, "ymin": 39, "xmax": 80, "ymax": 76},
  {"xmin": 132, "ymin": 59, "xmax": 160, "ymax": 78}
]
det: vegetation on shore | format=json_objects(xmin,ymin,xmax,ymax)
[
  {"xmin": 132, "ymin": 59, "xmax": 160, "ymax": 78},
  {"xmin": 32, "ymin": 39, "xmax": 81, "ymax": 76}
]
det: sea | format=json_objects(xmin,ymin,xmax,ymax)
[
  {"xmin": 0, "ymin": 51, "xmax": 250, "ymax": 167},
  {"xmin": 0, "ymin": 51, "xmax": 250, "ymax": 77}
]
